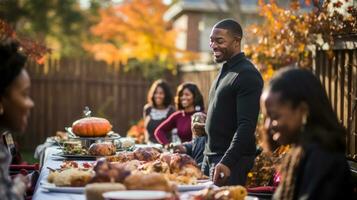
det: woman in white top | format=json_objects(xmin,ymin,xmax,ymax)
[{"xmin": 143, "ymin": 79, "xmax": 174, "ymax": 143}]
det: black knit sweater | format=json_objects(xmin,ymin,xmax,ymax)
[{"xmin": 204, "ymin": 52, "xmax": 263, "ymax": 169}]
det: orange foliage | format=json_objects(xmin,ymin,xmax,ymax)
[
  {"xmin": 244, "ymin": 0, "xmax": 356, "ymax": 80},
  {"xmin": 85, "ymin": 0, "xmax": 191, "ymax": 70},
  {"xmin": 0, "ymin": 19, "xmax": 50, "ymax": 64},
  {"xmin": 127, "ymin": 119, "xmax": 146, "ymax": 144}
]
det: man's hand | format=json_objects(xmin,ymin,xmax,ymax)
[
  {"xmin": 13, "ymin": 174, "xmax": 29, "ymax": 195},
  {"xmin": 213, "ymin": 163, "xmax": 231, "ymax": 186},
  {"xmin": 191, "ymin": 122, "xmax": 206, "ymax": 137},
  {"xmin": 172, "ymin": 144, "xmax": 187, "ymax": 154},
  {"xmin": 166, "ymin": 143, "xmax": 187, "ymax": 153}
]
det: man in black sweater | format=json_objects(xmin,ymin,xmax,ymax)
[{"xmin": 198, "ymin": 19, "xmax": 263, "ymax": 186}]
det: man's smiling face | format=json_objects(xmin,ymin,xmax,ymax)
[{"xmin": 209, "ymin": 28, "xmax": 239, "ymax": 63}]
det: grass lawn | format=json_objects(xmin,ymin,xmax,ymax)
[{"xmin": 20, "ymin": 150, "xmax": 39, "ymax": 164}]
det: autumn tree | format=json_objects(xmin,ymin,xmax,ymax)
[
  {"xmin": 243, "ymin": 0, "xmax": 356, "ymax": 80},
  {"xmin": 85, "ymin": 0, "xmax": 191, "ymax": 78},
  {"xmin": 0, "ymin": 0, "xmax": 100, "ymax": 58},
  {"xmin": 0, "ymin": 19, "xmax": 50, "ymax": 64}
]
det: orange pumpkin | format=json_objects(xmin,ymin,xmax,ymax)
[{"xmin": 72, "ymin": 117, "xmax": 112, "ymax": 137}]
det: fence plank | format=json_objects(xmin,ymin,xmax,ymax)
[
  {"xmin": 347, "ymin": 50, "xmax": 353, "ymax": 155},
  {"xmin": 340, "ymin": 52, "xmax": 346, "ymax": 125}
]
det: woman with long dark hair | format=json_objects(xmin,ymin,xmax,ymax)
[
  {"xmin": 261, "ymin": 67, "xmax": 353, "ymax": 199},
  {"xmin": 143, "ymin": 79, "xmax": 174, "ymax": 143},
  {"xmin": 155, "ymin": 82, "xmax": 204, "ymax": 145}
]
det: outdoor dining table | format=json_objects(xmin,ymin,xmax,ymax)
[{"xmin": 31, "ymin": 144, "xmax": 260, "ymax": 200}]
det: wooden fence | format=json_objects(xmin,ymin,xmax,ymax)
[
  {"xmin": 312, "ymin": 35, "xmax": 357, "ymax": 158},
  {"xmin": 19, "ymin": 58, "xmax": 178, "ymax": 151},
  {"xmin": 178, "ymin": 68, "xmax": 219, "ymax": 109}
]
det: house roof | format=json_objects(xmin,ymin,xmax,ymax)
[
  {"xmin": 164, "ymin": 0, "xmax": 227, "ymax": 21},
  {"xmin": 164, "ymin": 0, "xmax": 259, "ymax": 21}
]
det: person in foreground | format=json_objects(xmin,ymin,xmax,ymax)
[
  {"xmin": 143, "ymin": 79, "xmax": 175, "ymax": 143},
  {"xmin": 261, "ymin": 67, "xmax": 353, "ymax": 200},
  {"xmin": 198, "ymin": 18, "xmax": 263, "ymax": 186},
  {"xmin": 155, "ymin": 82, "xmax": 204, "ymax": 146},
  {"xmin": 0, "ymin": 40, "xmax": 35, "ymax": 200}
]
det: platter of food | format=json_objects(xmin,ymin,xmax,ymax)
[
  {"xmin": 44, "ymin": 161, "xmax": 94, "ymax": 193},
  {"xmin": 56, "ymin": 139, "xmax": 118, "ymax": 158},
  {"xmin": 46, "ymin": 131, "xmax": 69, "ymax": 145}
]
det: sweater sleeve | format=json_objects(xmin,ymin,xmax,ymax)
[
  {"xmin": 154, "ymin": 112, "xmax": 178, "ymax": 145},
  {"xmin": 0, "ymin": 145, "xmax": 25, "ymax": 200},
  {"xmin": 220, "ymin": 70, "xmax": 263, "ymax": 169}
]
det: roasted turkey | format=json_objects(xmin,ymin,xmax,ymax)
[{"xmin": 133, "ymin": 147, "xmax": 161, "ymax": 161}]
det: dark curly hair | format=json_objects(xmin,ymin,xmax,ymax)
[
  {"xmin": 0, "ymin": 40, "xmax": 27, "ymax": 96},
  {"xmin": 146, "ymin": 79, "xmax": 173, "ymax": 108},
  {"xmin": 175, "ymin": 82, "xmax": 204, "ymax": 111}
]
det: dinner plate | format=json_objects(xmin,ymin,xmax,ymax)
[
  {"xmin": 196, "ymin": 179, "xmax": 210, "ymax": 184},
  {"xmin": 103, "ymin": 190, "xmax": 171, "ymax": 200},
  {"xmin": 41, "ymin": 181, "xmax": 84, "ymax": 193},
  {"xmin": 178, "ymin": 181, "xmax": 214, "ymax": 192},
  {"xmin": 53, "ymin": 152, "xmax": 99, "ymax": 160},
  {"xmin": 248, "ymin": 192, "xmax": 273, "ymax": 199}
]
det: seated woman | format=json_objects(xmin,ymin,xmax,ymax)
[
  {"xmin": 143, "ymin": 79, "xmax": 175, "ymax": 143},
  {"xmin": 261, "ymin": 67, "xmax": 353, "ymax": 200},
  {"xmin": 154, "ymin": 82, "xmax": 204, "ymax": 145},
  {"xmin": 0, "ymin": 40, "xmax": 35, "ymax": 200}
]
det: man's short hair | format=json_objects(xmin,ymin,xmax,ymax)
[{"xmin": 213, "ymin": 19, "xmax": 243, "ymax": 38}]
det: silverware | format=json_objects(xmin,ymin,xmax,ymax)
[{"xmin": 47, "ymin": 166, "xmax": 56, "ymax": 172}]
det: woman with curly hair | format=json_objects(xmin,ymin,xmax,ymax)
[
  {"xmin": 155, "ymin": 82, "xmax": 204, "ymax": 145},
  {"xmin": 0, "ymin": 39, "xmax": 35, "ymax": 200},
  {"xmin": 261, "ymin": 67, "xmax": 353, "ymax": 200},
  {"xmin": 143, "ymin": 79, "xmax": 175, "ymax": 143}
]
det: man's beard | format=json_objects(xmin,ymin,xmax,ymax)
[{"xmin": 213, "ymin": 57, "xmax": 225, "ymax": 63}]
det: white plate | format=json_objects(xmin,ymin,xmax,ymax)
[
  {"xmin": 134, "ymin": 143, "xmax": 163, "ymax": 149},
  {"xmin": 41, "ymin": 181, "xmax": 84, "ymax": 193},
  {"xmin": 178, "ymin": 181, "xmax": 214, "ymax": 192},
  {"xmin": 103, "ymin": 190, "xmax": 171, "ymax": 200},
  {"xmin": 196, "ymin": 179, "xmax": 210, "ymax": 184}
]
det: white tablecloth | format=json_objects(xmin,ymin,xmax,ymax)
[{"xmin": 32, "ymin": 146, "xmax": 86, "ymax": 200}]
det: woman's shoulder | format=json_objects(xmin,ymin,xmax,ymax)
[
  {"xmin": 143, "ymin": 104, "xmax": 152, "ymax": 114},
  {"xmin": 302, "ymin": 143, "xmax": 348, "ymax": 170},
  {"xmin": 144, "ymin": 104, "xmax": 152, "ymax": 111},
  {"xmin": 169, "ymin": 110, "xmax": 185, "ymax": 118}
]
